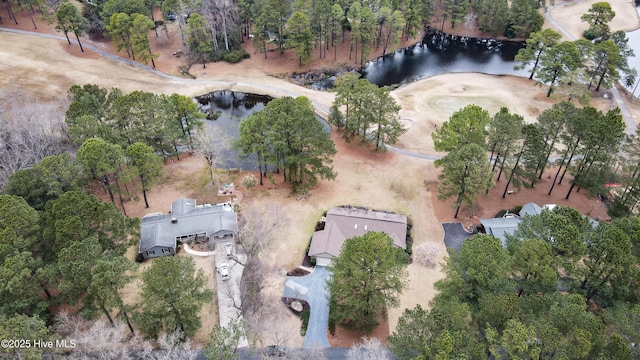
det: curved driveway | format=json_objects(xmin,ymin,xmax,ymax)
[{"xmin": 282, "ymin": 266, "xmax": 331, "ymax": 348}]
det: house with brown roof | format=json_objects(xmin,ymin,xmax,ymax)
[{"xmin": 308, "ymin": 206, "xmax": 407, "ymax": 266}]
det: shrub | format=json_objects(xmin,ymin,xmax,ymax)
[
  {"xmin": 222, "ymin": 49, "xmax": 250, "ymax": 64},
  {"xmin": 310, "ymin": 257, "xmax": 316, "ymax": 267},
  {"xmin": 241, "ymin": 174, "xmax": 257, "ymax": 189},
  {"xmin": 583, "ymin": 27, "xmax": 599, "ymax": 41},
  {"xmin": 503, "ymin": 22, "xmax": 516, "ymax": 38},
  {"xmin": 414, "ymin": 243, "xmax": 441, "ymax": 268},
  {"xmin": 300, "ymin": 310, "xmax": 310, "ymax": 335},
  {"xmin": 135, "ymin": 252, "xmax": 145, "ymax": 263}
]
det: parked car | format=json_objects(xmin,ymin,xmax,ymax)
[
  {"xmin": 264, "ymin": 345, "xmax": 288, "ymax": 357},
  {"xmin": 165, "ymin": 12, "xmax": 177, "ymax": 21},
  {"xmin": 225, "ymin": 243, "xmax": 234, "ymax": 259},
  {"xmin": 219, "ymin": 263, "xmax": 230, "ymax": 281}
]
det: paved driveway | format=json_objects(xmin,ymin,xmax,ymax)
[
  {"xmin": 282, "ymin": 266, "xmax": 331, "ymax": 348},
  {"xmin": 442, "ymin": 222, "xmax": 474, "ymax": 250}
]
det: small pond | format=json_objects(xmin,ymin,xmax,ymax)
[
  {"xmin": 195, "ymin": 90, "xmax": 330, "ymax": 170},
  {"xmin": 362, "ymin": 29, "xmax": 528, "ymax": 87}
]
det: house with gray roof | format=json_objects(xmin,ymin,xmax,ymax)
[
  {"xmin": 479, "ymin": 202, "xmax": 547, "ymax": 247},
  {"xmin": 478, "ymin": 216, "xmax": 522, "ymax": 248},
  {"xmin": 478, "ymin": 202, "xmax": 598, "ymax": 247},
  {"xmin": 138, "ymin": 198, "xmax": 238, "ymax": 259},
  {"xmin": 308, "ymin": 206, "xmax": 407, "ymax": 266}
]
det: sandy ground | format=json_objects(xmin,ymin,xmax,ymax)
[
  {"xmin": 0, "ymin": 0, "xmax": 636, "ymax": 347},
  {"xmin": 548, "ymin": 0, "xmax": 640, "ymax": 42}
]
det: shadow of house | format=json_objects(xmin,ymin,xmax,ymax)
[
  {"xmin": 138, "ymin": 198, "xmax": 238, "ymax": 260},
  {"xmin": 308, "ymin": 206, "xmax": 407, "ymax": 266}
]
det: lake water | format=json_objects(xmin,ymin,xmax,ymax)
[{"xmin": 362, "ymin": 29, "xmax": 529, "ymax": 87}]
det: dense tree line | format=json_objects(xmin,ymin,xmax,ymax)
[
  {"xmin": 0, "ymin": 84, "xmax": 218, "ymax": 357},
  {"xmin": 433, "ymin": 101, "xmax": 628, "ymax": 218},
  {"xmin": 65, "ymin": 84, "xmax": 205, "ymax": 159},
  {"xmin": 43, "ymin": 0, "xmax": 547, "ymax": 69},
  {"xmin": 389, "ymin": 207, "xmax": 640, "ymax": 359},
  {"xmin": 62, "ymin": 84, "xmax": 211, "ymax": 210}
]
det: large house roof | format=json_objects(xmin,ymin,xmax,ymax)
[
  {"xmin": 479, "ymin": 202, "xmax": 599, "ymax": 247},
  {"xmin": 139, "ymin": 198, "xmax": 238, "ymax": 253},
  {"xmin": 309, "ymin": 206, "xmax": 407, "ymax": 258},
  {"xmin": 478, "ymin": 217, "xmax": 522, "ymax": 247}
]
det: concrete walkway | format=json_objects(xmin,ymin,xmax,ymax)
[
  {"xmin": 182, "ymin": 243, "xmax": 216, "ymax": 256},
  {"xmin": 282, "ymin": 266, "xmax": 331, "ymax": 348}
]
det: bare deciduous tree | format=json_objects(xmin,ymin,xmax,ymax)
[
  {"xmin": 201, "ymin": 0, "xmax": 239, "ymax": 54},
  {"xmin": 222, "ymin": 255, "xmax": 270, "ymax": 319},
  {"xmin": 346, "ymin": 337, "xmax": 394, "ymax": 360},
  {"xmin": 53, "ymin": 311, "xmax": 198, "ymax": 359},
  {"xmin": 154, "ymin": 331, "xmax": 200, "ymax": 360},
  {"xmin": 53, "ymin": 311, "xmax": 132, "ymax": 359},
  {"xmin": 414, "ymin": 243, "xmax": 441, "ymax": 268},
  {"xmin": 236, "ymin": 203, "xmax": 287, "ymax": 259},
  {"xmin": 248, "ymin": 297, "xmax": 298, "ymax": 350},
  {"xmin": 0, "ymin": 95, "xmax": 68, "ymax": 191},
  {"xmin": 193, "ymin": 124, "xmax": 230, "ymax": 185}
]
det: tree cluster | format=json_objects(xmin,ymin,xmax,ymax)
[
  {"xmin": 433, "ymin": 101, "xmax": 627, "ymax": 218},
  {"xmin": 0, "ymin": 188, "xmax": 139, "ymax": 359},
  {"xmin": 516, "ymin": 9, "xmax": 636, "ymax": 98},
  {"xmin": 329, "ymin": 73, "xmax": 406, "ymax": 150},
  {"xmin": 236, "ymin": 95, "xmax": 337, "ymax": 193},
  {"xmin": 0, "ymin": 85, "xmax": 217, "ymax": 357},
  {"xmin": 389, "ymin": 209, "xmax": 640, "ymax": 359},
  {"xmin": 65, "ymin": 85, "xmax": 206, "ymax": 160},
  {"xmin": 106, "ymin": 11, "xmax": 158, "ymax": 66}
]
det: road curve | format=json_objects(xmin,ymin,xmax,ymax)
[{"xmin": 1, "ymin": 26, "xmax": 442, "ymax": 160}]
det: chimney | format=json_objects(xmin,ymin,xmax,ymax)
[{"xmin": 171, "ymin": 218, "xmax": 178, "ymax": 224}]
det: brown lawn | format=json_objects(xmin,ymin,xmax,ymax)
[{"xmin": 1, "ymin": 0, "xmax": 638, "ymax": 348}]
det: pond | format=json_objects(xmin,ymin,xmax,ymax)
[
  {"xmin": 361, "ymin": 29, "xmax": 529, "ymax": 87},
  {"xmin": 195, "ymin": 90, "xmax": 330, "ymax": 170}
]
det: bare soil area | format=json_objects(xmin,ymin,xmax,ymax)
[
  {"xmin": 328, "ymin": 313, "xmax": 390, "ymax": 348},
  {"xmin": 428, "ymin": 167, "xmax": 610, "ymax": 226},
  {"xmin": 1, "ymin": 0, "xmax": 636, "ymax": 348},
  {"xmin": 549, "ymin": 0, "xmax": 640, "ymax": 41}
]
